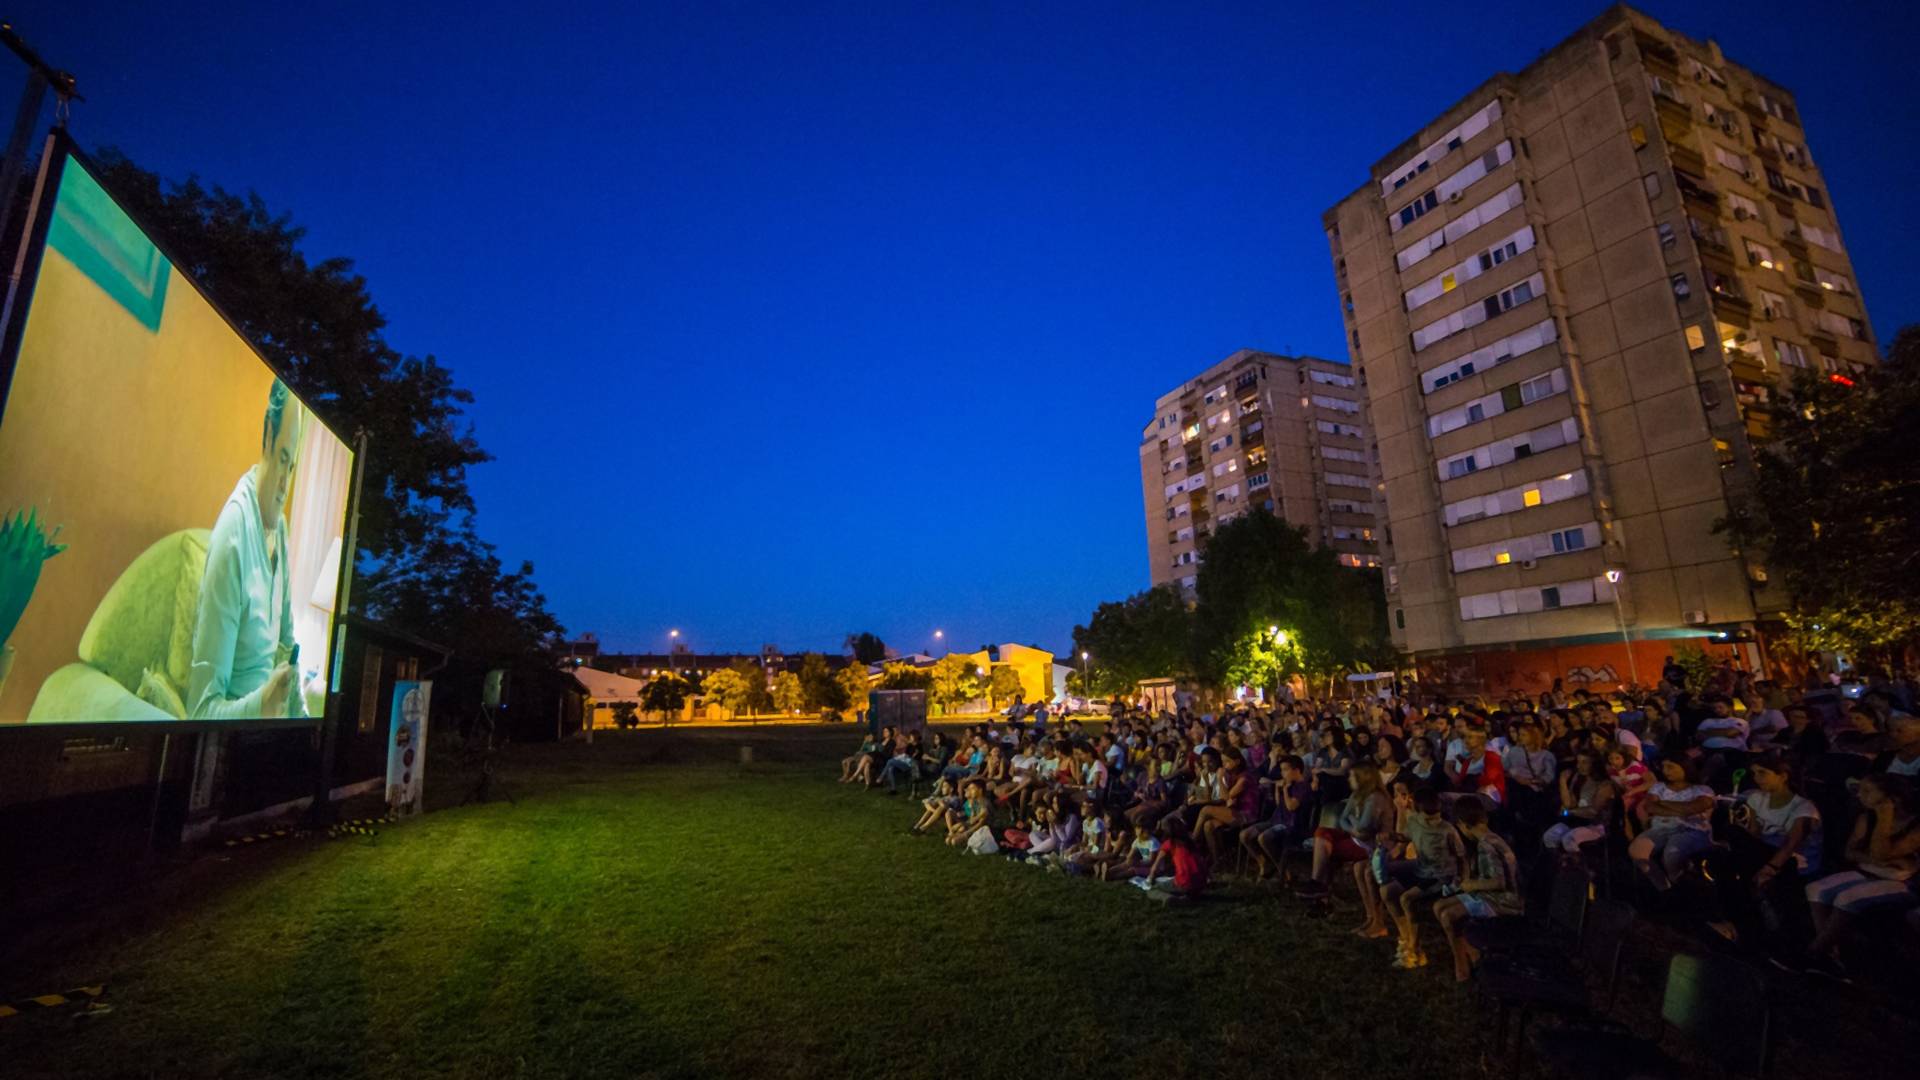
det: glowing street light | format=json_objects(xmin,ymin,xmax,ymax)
[
  {"xmin": 1603, "ymin": 569, "xmax": 1640, "ymax": 687},
  {"xmin": 1269, "ymin": 626, "xmax": 1289, "ymax": 646}
]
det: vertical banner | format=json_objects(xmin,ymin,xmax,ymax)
[{"xmin": 385, "ymin": 680, "xmax": 432, "ymax": 818}]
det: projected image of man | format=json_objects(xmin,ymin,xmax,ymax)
[{"xmin": 188, "ymin": 380, "xmax": 306, "ymax": 719}]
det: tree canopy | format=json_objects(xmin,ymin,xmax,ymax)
[
  {"xmin": 87, "ymin": 150, "xmax": 563, "ymax": 667},
  {"xmin": 844, "ymin": 632, "xmax": 888, "ymax": 665},
  {"xmin": 1070, "ymin": 585, "xmax": 1192, "ymax": 695},
  {"xmin": 1190, "ymin": 510, "xmax": 1394, "ymax": 689},
  {"xmin": 1721, "ymin": 326, "xmax": 1920, "ymax": 661}
]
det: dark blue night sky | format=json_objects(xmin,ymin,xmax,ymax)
[{"xmin": 15, "ymin": 1, "xmax": 1917, "ymax": 655}]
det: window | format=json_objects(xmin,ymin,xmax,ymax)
[
  {"xmin": 1541, "ymin": 586, "xmax": 1562, "ymax": 609},
  {"xmin": 1712, "ymin": 145, "xmax": 1750, "ymax": 176},
  {"xmin": 1395, "ymin": 608, "xmax": 1405, "ymax": 629},
  {"xmin": 1477, "ymin": 277, "xmax": 1538, "ymax": 323},
  {"xmin": 1814, "ymin": 267, "xmax": 1854, "ymax": 295},
  {"xmin": 1309, "ymin": 369, "xmax": 1356, "ymax": 387},
  {"xmin": 1745, "ymin": 239, "xmax": 1776, "ymax": 270},
  {"xmin": 1522, "ymin": 488, "xmax": 1543, "ymax": 507},
  {"xmin": 1447, "ymin": 456, "xmax": 1478, "ymax": 479},
  {"xmin": 1657, "ymin": 222, "xmax": 1676, "ymax": 248},
  {"xmin": 1379, "ymin": 100, "xmax": 1502, "ymax": 199},
  {"xmin": 1670, "ymin": 273, "xmax": 1691, "ymax": 300},
  {"xmin": 1421, "ymin": 318, "xmax": 1556, "ymax": 394},
  {"xmin": 1759, "ymin": 290, "xmax": 1790, "ymax": 321},
  {"xmin": 1643, "ymin": 173, "xmax": 1662, "ymax": 198},
  {"xmin": 1247, "ymin": 472, "xmax": 1270, "ymax": 489},
  {"xmin": 1467, "ymin": 403, "xmax": 1485, "ymax": 423},
  {"xmin": 1550, "ymin": 527, "xmax": 1586, "ymax": 553},
  {"xmin": 1396, "ymin": 188, "xmax": 1439, "ymax": 228},
  {"xmin": 1800, "ymin": 224, "xmax": 1842, "ymax": 252},
  {"xmin": 1685, "ymin": 325, "xmax": 1707, "ymax": 351},
  {"xmin": 1395, "ymin": 182, "xmax": 1524, "ymax": 272}
]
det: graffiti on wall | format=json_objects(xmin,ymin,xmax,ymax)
[{"xmin": 1563, "ymin": 664, "xmax": 1621, "ymax": 688}]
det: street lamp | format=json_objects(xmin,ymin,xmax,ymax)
[
  {"xmin": 668, "ymin": 628, "xmax": 680, "ymax": 676},
  {"xmin": 933, "ymin": 628, "xmax": 945, "ymax": 656},
  {"xmin": 1604, "ymin": 569, "xmax": 1641, "ymax": 687}
]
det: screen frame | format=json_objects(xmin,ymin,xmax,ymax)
[{"xmin": 0, "ymin": 129, "xmax": 361, "ymax": 735}]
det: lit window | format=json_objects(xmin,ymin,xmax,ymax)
[
  {"xmin": 1523, "ymin": 488, "xmax": 1542, "ymax": 507},
  {"xmin": 1685, "ymin": 325, "xmax": 1706, "ymax": 352},
  {"xmin": 1494, "ymin": 551, "xmax": 1512, "ymax": 565}
]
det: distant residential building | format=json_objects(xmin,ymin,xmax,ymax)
[{"xmin": 1140, "ymin": 350, "xmax": 1383, "ymax": 596}]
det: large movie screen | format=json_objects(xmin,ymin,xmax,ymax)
[{"xmin": 0, "ymin": 152, "xmax": 353, "ymax": 725}]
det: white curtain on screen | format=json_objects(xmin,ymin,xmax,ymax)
[{"xmin": 286, "ymin": 424, "xmax": 351, "ymax": 692}]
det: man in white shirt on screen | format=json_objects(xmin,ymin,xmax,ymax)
[{"xmin": 188, "ymin": 380, "xmax": 305, "ymax": 720}]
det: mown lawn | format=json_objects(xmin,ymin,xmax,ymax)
[{"xmin": 1, "ymin": 727, "xmax": 1903, "ymax": 1079}]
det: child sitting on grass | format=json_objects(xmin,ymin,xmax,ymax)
[
  {"xmin": 945, "ymin": 781, "xmax": 990, "ymax": 847},
  {"xmin": 1138, "ymin": 817, "xmax": 1210, "ymax": 898},
  {"xmin": 912, "ymin": 778, "xmax": 959, "ymax": 835}
]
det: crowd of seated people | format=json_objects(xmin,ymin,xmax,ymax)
[{"xmin": 836, "ymin": 665, "xmax": 1920, "ymax": 983}]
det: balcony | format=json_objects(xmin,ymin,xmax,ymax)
[
  {"xmin": 1674, "ymin": 170, "xmax": 1719, "ymax": 210},
  {"xmin": 1668, "ymin": 142, "xmax": 1706, "ymax": 176}
]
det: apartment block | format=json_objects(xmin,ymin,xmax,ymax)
[
  {"xmin": 1323, "ymin": 4, "xmax": 1875, "ymax": 692},
  {"xmin": 1140, "ymin": 350, "xmax": 1381, "ymax": 596}
]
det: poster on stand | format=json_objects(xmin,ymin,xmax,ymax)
[{"xmin": 386, "ymin": 680, "xmax": 431, "ymax": 817}]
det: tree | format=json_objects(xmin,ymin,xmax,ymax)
[
  {"xmin": 878, "ymin": 662, "xmax": 932, "ymax": 691},
  {"xmin": 836, "ymin": 664, "xmax": 873, "ymax": 720},
  {"xmin": 86, "ymin": 151, "xmax": 564, "ymax": 666},
  {"xmin": 609, "ymin": 701, "xmax": 640, "ymax": 729},
  {"xmin": 1720, "ymin": 328, "xmax": 1920, "ymax": 664},
  {"xmin": 988, "ymin": 665, "xmax": 1025, "ymax": 707},
  {"xmin": 797, "ymin": 653, "xmax": 846, "ymax": 711},
  {"xmin": 639, "ymin": 674, "xmax": 690, "ymax": 720},
  {"xmin": 1070, "ymin": 585, "xmax": 1192, "ymax": 696},
  {"xmin": 844, "ymin": 631, "xmax": 888, "ymax": 665},
  {"xmin": 771, "ymin": 671, "xmax": 806, "ymax": 715},
  {"xmin": 929, "ymin": 655, "xmax": 984, "ymax": 714},
  {"xmin": 1189, "ymin": 510, "xmax": 1396, "ymax": 692},
  {"xmin": 700, "ymin": 668, "xmax": 752, "ymax": 718}
]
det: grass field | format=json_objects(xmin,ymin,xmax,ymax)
[{"xmin": 1, "ymin": 727, "xmax": 1911, "ymax": 1079}]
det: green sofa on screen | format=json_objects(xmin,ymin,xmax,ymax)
[{"xmin": 28, "ymin": 529, "xmax": 211, "ymax": 724}]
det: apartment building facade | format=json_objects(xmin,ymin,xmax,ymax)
[
  {"xmin": 1323, "ymin": 4, "xmax": 1875, "ymax": 694},
  {"xmin": 1140, "ymin": 350, "xmax": 1382, "ymax": 596}
]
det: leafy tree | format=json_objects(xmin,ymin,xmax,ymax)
[
  {"xmin": 797, "ymin": 653, "xmax": 846, "ymax": 711},
  {"xmin": 929, "ymin": 655, "xmax": 984, "ymax": 714},
  {"xmin": 878, "ymin": 662, "xmax": 932, "ymax": 691},
  {"xmin": 1190, "ymin": 510, "xmax": 1395, "ymax": 692},
  {"xmin": 771, "ymin": 671, "xmax": 806, "ymax": 715},
  {"xmin": 837, "ymin": 663, "xmax": 873, "ymax": 720},
  {"xmin": 729, "ymin": 659, "xmax": 772, "ymax": 715},
  {"xmin": 700, "ymin": 668, "xmax": 752, "ymax": 718},
  {"xmin": 640, "ymin": 674, "xmax": 691, "ymax": 719},
  {"xmin": 1070, "ymin": 585, "xmax": 1191, "ymax": 696},
  {"xmin": 86, "ymin": 151, "xmax": 564, "ymax": 665},
  {"xmin": 988, "ymin": 665, "xmax": 1026, "ymax": 706},
  {"xmin": 1720, "ymin": 328, "xmax": 1920, "ymax": 664},
  {"xmin": 609, "ymin": 701, "xmax": 640, "ymax": 729},
  {"xmin": 844, "ymin": 631, "xmax": 888, "ymax": 665}
]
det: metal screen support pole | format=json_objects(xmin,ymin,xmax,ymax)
[
  {"xmin": 145, "ymin": 733, "xmax": 172, "ymax": 857},
  {"xmin": 308, "ymin": 428, "xmax": 369, "ymax": 827}
]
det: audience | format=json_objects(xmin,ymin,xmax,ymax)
[{"xmin": 839, "ymin": 668, "xmax": 1920, "ymax": 987}]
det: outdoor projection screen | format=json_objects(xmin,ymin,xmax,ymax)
[{"xmin": 0, "ymin": 147, "xmax": 353, "ymax": 728}]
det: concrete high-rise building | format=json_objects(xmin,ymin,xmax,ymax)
[
  {"xmin": 1323, "ymin": 4, "xmax": 1875, "ymax": 693},
  {"xmin": 1140, "ymin": 350, "xmax": 1381, "ymax": 596}
]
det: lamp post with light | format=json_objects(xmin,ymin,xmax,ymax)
[
  {"xmin": 1604, "ymin": 570, "xmax": 1640, "ymax": 687},
  {"xmin": 933, "ymin": 628, "xmax": 945, "ymax": 657}
]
